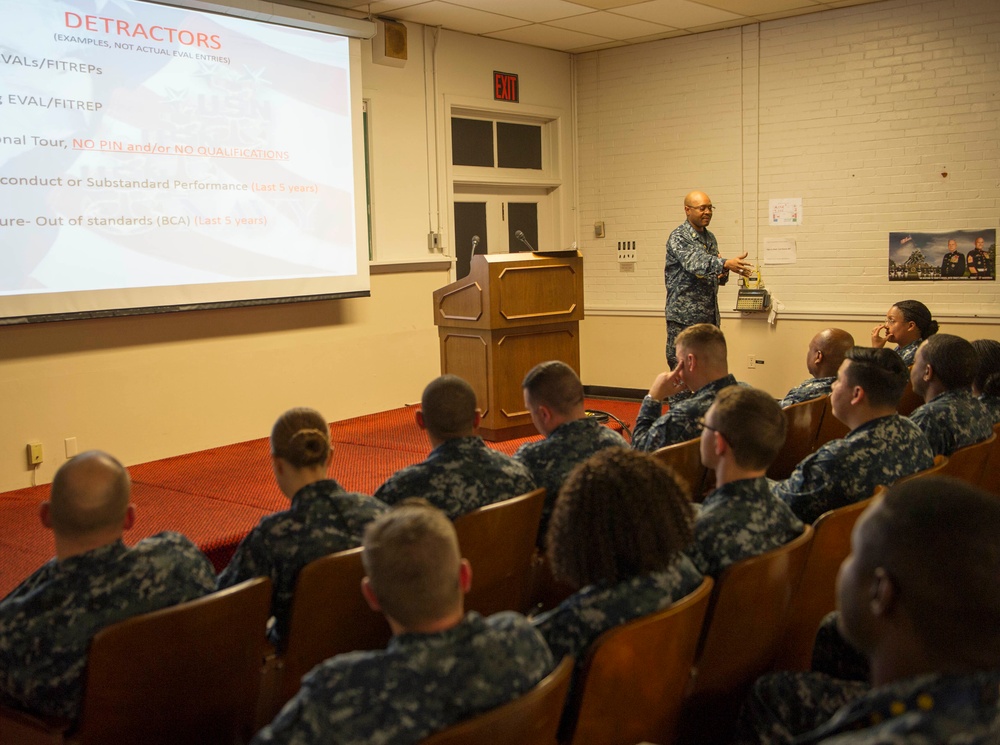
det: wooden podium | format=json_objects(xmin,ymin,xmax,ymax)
[{"xmin": 432, "ymin": 252, "xmax": 584, "ymax": 441}]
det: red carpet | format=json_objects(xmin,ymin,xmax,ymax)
[{"xmin": 0, "ymin": 398, "xmax": 639, "ymax": 598}]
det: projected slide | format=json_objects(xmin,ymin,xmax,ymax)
[{"xmin": 0, "ymin": 0, "xmax": 367, "ymax": 321}]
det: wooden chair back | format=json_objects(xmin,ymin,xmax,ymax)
[
  {"xmin": 652, "ymin": 438, "xmax": 709, "ymax": 501},
  {"xmin": 565, "ymin": 577, "xmax": 714, "ymax": 745},
  {"xmin": 767, "ymin": 396, "xmax": 828, "ymax": 480},
  {"xmin": 894, "ymin": 454, "xmax": 948, "ymax": 486},
  {"xmin": 453, "ymin": 488, "xmax": 545, "ymax": 617},
  {"xmin": 419, "ymin": 656, "xmax": 574, "ymax": 745},
  {"xmin": 814, "ymin": 396, "xmax": 849, "ymax": 450},
  {"xmin": 277, "ymin": 547, "xmax": 392, "ymax": 708},
  {"xmin": 897, "ymin": 378, "xmax": 924, "ymax": 416},
  {"xmin": 985, "ymin": 424, "xmax": 1000, "ymax": 497},
  {"xmin": 73, "ymin": 577, "xmax": 272, "ymax": 745},
  {"xmin": 937, "ymin": 432, "xmax": 996, "ymax": 490},
  {"xmin": 678, "ymin": 527, "xmax": 813, "ymax": 745},
  {"xmin": 770, "ymin": 496, "xmax": 876, "ymax": 672}
]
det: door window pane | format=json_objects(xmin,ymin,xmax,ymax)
[
  {"xmin": 497, "ymin": 122, "xmax": 541, "ymax": 169},
  {"xmin": 452, "ymin": 118, "xmax": 494, "ymax": 167}
]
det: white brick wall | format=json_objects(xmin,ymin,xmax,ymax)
[{"xmin": 576, "ymin": 0, "xmax": 1000, "ymax": 318}]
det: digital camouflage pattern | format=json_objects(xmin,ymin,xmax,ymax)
[
  {"xmin": 0, "ymin": 532, "xmax": 216, "ymax": 720},
  {"xmin": 742, "ymin": 670, "xmax": 869, "ymax": 745},
  {"xmin": 908, "ymin": 389, "xmax": 993, "ymax": 457},
  {"xmin": 375, "ymin": 436, "xmax": 536, "ymax": 519},
  {"xmin": 895, "ymin": 339, "xmax": 920, "ymax": 366},
  {"xmin": 771, "ymin": 415, "xmax": 934, "ymax": 524},
  {"xmin": 795, "ymin": 670, "xmax": 1000, "ymax": 744},
  {"xmin": 513, "ymin": 418, "xmax": 627, "ymax": 543},
  {"xmin": 688, "ymin": 477, "xmax": 804, "ymax": 578},
  {"xmin": 251, "ymin": 611, "xmax": 553, "ymax": 745},
  {"xmin": 216, "ymin": 479, "xmax": 388, "ymax": 647},
  {"xmin": 810, "ymin": 612, "xmax": 870, "ymax": 684},
  {"xmin": 979, "ymin": 394, "xmax": 1000, "ymax": 425},
  {"xmin": 665, "ymin": 221, "xmax": 728, "ymax": 329},
  {"xmin": 780, "ymin": 378, "xmax": 835, "ymax": 409},
  {"xmin": 632, "ymin": 374, "xmax": 740, "ymax": 452},
  {"xmin": 532, "ymin": 555, "xmax": 703, "ymax": 662}
]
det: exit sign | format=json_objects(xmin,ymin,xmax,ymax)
[{"xmin": 494, "ymin": 71, "xmax": 518, "ymax": 102}]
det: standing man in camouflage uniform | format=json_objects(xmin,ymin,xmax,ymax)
[
  {"xmin": 375, "ymin": 375, "xmax": 536, "ymax": 519},
  {"xmin": 515, "ymin": 361, "xmax": 627, "ymax": 543},
  {"xmin": 0, "ymin": 451, "xmax": 216, "ymax": 720},
  {"xmin": 217, "ymin": 407, "xmax": 388, "ymax": 648},
  {"xmin": 687, "ymin": 387, "xmax": 803, "ymax": 578},
  {"xmin": 742, "ymin": 477, "xmax": 1000, "ymax": 744},
  {"xmin": 633, "ymin": 323, "xmax": 740, "ymax": 452},
  {"xmin": 779, "ymin": 328, "xmax": 855, "ymax": 408},
  {"xmin": 908, "ymin": 334, "xmax": 993, "ymax": 456},
  {"xmin": 771, "ymin": 347, "xmax": 934, "ymax": 523},
  {"xmin": 664, "ymin": 190, "xmax": 754, "ymax": 367},
  {"xmin": 252, "ymin": 500, "xmax": 554, "ymax": 745}
]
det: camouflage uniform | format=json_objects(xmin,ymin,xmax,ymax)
[
  {"xmin": 375, "ymin": 436, "xmax": 536, "ymax": 520},
  {"xmin": 532, "ymin": 555, "xmax": 703, "ymax": 662},
  {"xmin": 741, "ymin": 671, "xmax": 870, "ymax": 745},
  {"xmin": 979, "ymin": 393, "xmax": 1000, "ymax": 425},
  {"xmin": 780, "ymin": 378, "xmax": 834, "ymax": 409},
  {"xmin": 908, "ymin": 389, "xmax": 993, "ymax": 457},
  {"xmin": 217, "ymin": 479, "xmax": 388, "ymax": 647},
  {"xmin": 513, "ymin": 418, "xmax": 627, "ymax": 543},
  {"xmin": 0, "ymin": 532, "xmax": 215, "ymax": 720},
  {"xmin": 895, "ymin": 339, "xmax": 920, "ymax": 366},
  {"xmin": 688, "ymin": 477, "xmax": 804, "ymax": 578},
  {"xmin": 664, "ymin": 220, "xmax": 729, "ymax": 366},
  {"xmin": 632, "ymin": 374, "xmax": 740, "ymax": 452},
  {"xmin": 810, "ymin": 612, "xmax": 870, "ymax": 683},
  {"xmin": 795, "ymin": 670, "xmax": 1000, "ymax": 744},
  {"xmin": 251, "ymin": 611, "xmax": 553, "ymax": 745},
  {"xmin": 771, "ymin": 415, "xmax": 934, "ymax": 524}
]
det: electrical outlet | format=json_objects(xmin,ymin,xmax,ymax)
[
  {"xmin": 594, "ymin": 221, "xmax": 605, "ymax": 238},
  {"xmin": 747, "ymin": 355, "xmax": 756, "ymax": 369},
  {"xmin": 617, "ymin": 240, "xmax": 637, "ymax": 264},
  {"xmin": 27, "ymin": 441, "xmax": 43, "ymax": 466}
]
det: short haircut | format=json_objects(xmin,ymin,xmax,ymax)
[
  {"xmin": 815, "ymin": 328, "xmax": 855, "ymax": 370},
  {"xmin": 421, "ymin": 375, "xmax": 477, "ymax": 439},
  {"xmin": 919, "ymin": 334, "xmax": 977, "ymax": 390},
  {"xmin": 843, "ymin": 347, "xmax": 909, "ymax": 408},
  {"xmin": 49, "ymin": 451, "xmax": 131, "ymax": 538},
  {"xmin": 546, "ymin": 449, "xmax": 693, "ymax": 588},
  {"xmin": 675, "ymin": 323, "xmax": 727, "ymax": 367},
  {"xmin": 893, "ymin": 300, "xmax": 939, "ymax": 340},
  {"xmin": 271, "ymin": 407, "xmax": 330, "ymax": 469},
  {"xmin": 709, "ymin": 386, "xmax": 786, "ymax": 470},
  {"xmin": 521, "ymin": 361, "xmax": 584, "ymax": 415},
  {"xmin": 362, "ymin": 499, "xmax": 462, "ymax": 627},
  {"xmin": 860, "ymin": 477, "xmax": 1000, "ymax": 665},
  {"xmin": 971, "ymin": 339, "xmax": 1000, "ymax": 396}
]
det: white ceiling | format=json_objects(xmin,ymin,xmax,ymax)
[{"xmin": 287, "ymin": 0, "xmax": 890, "ymax": 53}]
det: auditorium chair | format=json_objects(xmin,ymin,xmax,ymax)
[
  {"xmin": 453, "ymin": 488, "xmax": 546, "ymax": 616},
  {"xmin": 259, "ymin": 546, "xmax": 392, "ymax": 722},
  {"xmin": 562, "ymin": 577, "xmax": 714, "ymax": 745},
  {"xmin": 767, "ymin": 396, "xmax": 828, "ymax": 480},
  {"xmin": 814, "ymin": 395, "xmax": 850, "ymax": 449},
  {"xmin": 677, "ymin": 526, "xmax": 813, "ymax": 745},
  {"xmin": 985, "ymin": 424, "xmax": 1000, "ymax": 497},
  {"xmin": 419, "ymin": 656, "xmax": 574, "ymax": 745},
  {"xmin": 896, "ymin": 378, "xmax": 924, "ymax": 417},
  {"xmin": 937, "ymin": 432, "xmax": 996, "ymax": 490},
  {"xmin": 652, "ymin": 437, "xmax": 710, "ymax": 501},
  {"xmin": 0, "ymin": 577, "xmax": 272, "ymax": 745}
]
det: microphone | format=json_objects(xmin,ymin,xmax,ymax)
[
  {"xmin": 471, "ymin": 235, "xmax": 480, "ymax": 252},
  {"xmin": 514, "ymin": 229, "xmax": 535, "ymax": 251}
]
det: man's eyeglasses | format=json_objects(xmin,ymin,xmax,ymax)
[
  {"xmin": 697, "ymin": 417, "xmax": 727, "ymax": 439},
  {"xmin": 686, "ymin": 205, "xmax": 715, "ymax": 213}
]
